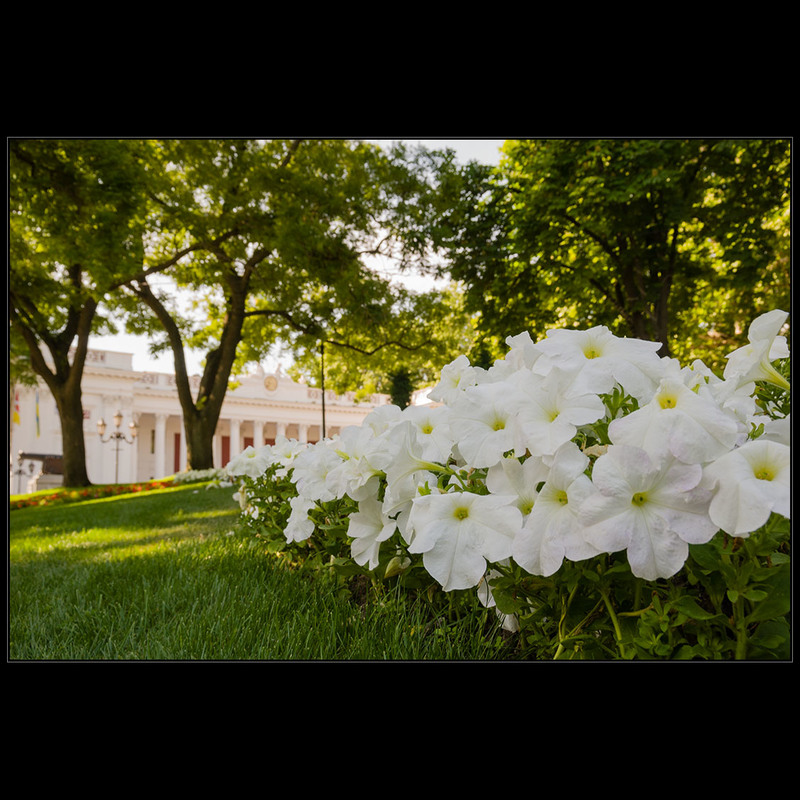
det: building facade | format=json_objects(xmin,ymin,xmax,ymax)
[{"xmin": 10, "ymin": 348, "xmax": 391, "ymax": 493}]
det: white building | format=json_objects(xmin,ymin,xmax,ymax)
[{"xmin": 10, "ymin": 348, "xmax": 392, "ymax": 493}]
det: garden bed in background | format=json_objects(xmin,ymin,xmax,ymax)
[
  {"xmin": 9, "ymin": 478, "xmax": 177, "ymax": 510},
  {"xmin": 10, "ymin": 467, "xmax": 232, "ymax": 511}
]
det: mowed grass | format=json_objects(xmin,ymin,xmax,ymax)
[{"xmin": 9, "ymin": 482, "xmax": 510, "ymax": 661}]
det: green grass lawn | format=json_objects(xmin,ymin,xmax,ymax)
[{"xmin": 9, "ymin": 481, "xmax": 512, "ymax": 661}]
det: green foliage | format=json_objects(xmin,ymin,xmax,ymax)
[
  {"xmin": 113, "ymin": 139, "xmax": 474, "ymax": 468},
  {"xmin": 388, "ymin": 367, "xmax": 415, "ymax": 408},
  {"xmin": 232, "ymin": 466, "xmax": 509, "ymax": 637},
  {"xmin": 287, "ymin": 283, "xmax": 479, "ymax": 399},
  {"xmin": 9, "ymin": 139, "xmax": 158, "ymax": 485},
  {"xmin": 436, "ymin": 138, "xmax": 790, "ymax": 361},
  {"xmin": 484, "ymin": 512, "xmax": 790, "ymax": 661}
]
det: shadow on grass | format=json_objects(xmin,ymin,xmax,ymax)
[{"xmin": 10, "ymin": 483, "xmax": 241, "ymax": 567}]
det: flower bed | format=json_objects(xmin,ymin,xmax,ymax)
[
  {"xmin": 10, "ymin": 478, "xmax": 176, "ymax": 510},
  {"xmin": 228, "ymin": 310, "xmax": 791, "ymax": 660}
]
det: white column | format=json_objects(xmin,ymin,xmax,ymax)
[
  {"xmin": 179, "ymin": 418, "xmax": 187, "ymax": 471},
  {"xmin": 276, "ymin": 421, "xmax": 287, "ymax": 439},
  {"xmin": 298, "ymin": 423, "xmax": 308, "ymax": 444},
  {"xmin": 253, "ymin": 420, "xmax": 264, "ymax": 448},
  {"xmin": 230, "ymin": 419, "xmax": 241, "ymax": 459},
  {"xmin": 154, "ymin": 413, "xmax": 168, "ymax": 478},
  {"xmin": 213, "ymin": 433, "xmax": 221, "ymax": 469}
]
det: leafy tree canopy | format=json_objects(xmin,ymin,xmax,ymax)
[
  {"xmin": 285, "ymin": 282, "xmax": 478, "ymax": 400},
  {"xmin": 10, "ymin": 138, "xmax": 157, "ymax": 485},
  {"xmin": 111, "ymin": 138, "xmax": 474, "ymax": 466},
  {"xmin": 434, "ymin": 138, "xmax": 790, "ymax": 366}
]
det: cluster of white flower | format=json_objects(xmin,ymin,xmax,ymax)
[{"xmin": 227, "ymin": 309, "xmax": 791, "ymax": 596}]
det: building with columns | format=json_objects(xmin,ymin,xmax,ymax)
[{"xmin": 10, "ymin": 348, "xmax": 393, "ymax": 493}]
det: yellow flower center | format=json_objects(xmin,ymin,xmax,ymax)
[
  {"xmin": 753, "ymin": 466, "xmax": 775, "ymax": 481},
  {"xmin": 520, "ymin": 500, "xmax": 534, "ymax": 515},
  {"xmin": 555, "ymin": 490, "xmax": 568, "ymax": 505},
  {"xmin": 631, "ymin": 492, "xmax": 648, "ymax": 506},
  {"xmin": 453, "ymin": 506, "xmax": 470, "ymax": 521},
  {"xmin": 492, "ymin": 418, "xmax": 506, "ymax": 431},
  {"xmin": 584, "ymin": 347, "xmax": 601, "ymax": 360},
  {"xmin": 658, "ymin": 392, "xmax": 678, "ymax": 409},
  {"xmin": 421, "ymin": 424, "xmax": 433, "ymax": 435}
]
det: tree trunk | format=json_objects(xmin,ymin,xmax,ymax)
[
  {"xmin": 182, "ymin": 409, "xmax": 220, "ymax": 470},
  {"xmin": 53, "ymin": 380, "xmax": 91, "ymax": 487},
  {"xmin": 654, "ymin": 274, "xmax": 673, "ymax": 357},
  {"xmin": 134, "ymin": 273, "xmax": 249, "ymax": 473},
  {"xmin": 10, "ymin": 300, "xmax": 96, "ymax": 488}
]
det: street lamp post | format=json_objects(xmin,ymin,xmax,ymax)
[
  {"xmin": 97, "ymin": 410, "xmax": 137, "ymax": 484},
  {"xmin": 320, "ymin": 341, "xmax": 326, "ymax": 440},
  {"xmin": 12, "ymin": 452, "xmax": 36, "ymax": 494}
]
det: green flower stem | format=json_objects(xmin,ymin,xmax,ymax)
[
  {"xmin": 553, "ymin": 585, "xmax": 606, "ymax": 660},
  {"xmin": 600, "ymin": 589, "xmax": 627, "ymax": 659},
  {"xmin": 553, "ymin": 584, "xmax": 578, "ymax": 659},
  {"xmin": 617, "ymin": 605, "xmax": 653, "ymax": 618},
  {"xmin": 734, "ymin": 596, "xmax": 749, "ymax": 660}
]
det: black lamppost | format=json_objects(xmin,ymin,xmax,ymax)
[
  {"xmin": 320, "ymin": 341, "xmax": 327, "ymax": 439},
  {"xmin": 97, "ymin": 410, "xmax": 137, "ymax": 483},
  {"xmin": 12, "ymin": 452, "xmax": 35, "ymax": 494}
]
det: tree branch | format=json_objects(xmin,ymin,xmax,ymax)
[{"xmin": 244, "ymin": 307, "xmax": 430, "ymax": 354}]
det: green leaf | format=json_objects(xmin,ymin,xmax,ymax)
[
  {"xmin": 746, "ymin": 566, "xmax": 791, "ymax": 623},
  {"xmin": 747, "ymin": 619, "xmax": 791, "ymax": 659},
  {"xmin": 688, "ymin": 542, "xmax": 722, "ymax": 572},
  {"xmin": 671, "ymin": 596, "xmax": 724, "ymax": 621}
]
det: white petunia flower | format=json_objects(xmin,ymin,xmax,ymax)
[
  {"xmin": 579, "ymin": 445, "xmax": 718, "ymax": 581},
  {"xmin": 448, "ymin": 381, "xmax": 527, "ymax": 469},
  {"xmin": 427, "ymin": 354, "xmax": 479, "ymax": 405},
  {"xmin": 399, "ymin": 404, "xmax": 455, "ymax": 463},
  {"xmin": 347, "ymin": 496, "xmax": 397, "ymax": 570},
  {"xmin": 270, "ymin": 435, "xmax": 307, "ymax": 476},
  {"xmin": 532, "ymin": 325, "xmax": 665, "ymax": 402},
  {"xmin": 608, "ymin": 376, "xmax": 739, "ymax": 464},
  {"xmin": 723, "ymin": 308, "xmax": 790, "ymax": 391},
  {"xmin": 361, "ymin": 403, "xmax": 404, "ymax": 436},
  {"xmin": 477, "ymin": 565, "xmax": 520, "ymax": 632},
  {"xmin": 486, "ymin": 454, "xmax": 550, "ymax": 519},
  {"xmin": 757, "ymin": 413, "xmax": 790, "ymax": 446},
  {"xmin": 226, "ymin": 445, "xmax": 273, "ymax": 478},
  {"xmin": 290, "ymin": 441, "xmax": 344, "ymax": 503},
  {"xmin": 326, "ymin": 424, "xmax": 387, "ymax": 501},
  {"xmin": 497, "ymin": 331, "xmax": 546, "ymax": 377},
  {"xmin": 511, "ymin": 368, "xmax": 606, "ymax": 457},
  {"xmin": 376, "ymin": 421, "xmax": 447, "ymax": 491},
  {"xmin": 284, "ymin": 494, "xmax": 317, "ymax": 543},
  {"xmin": 703, "ymin": 440, "xmax": 790, "ymax": 536},
  {"xmin": 407, "ymin": 491, "xmax": 523, "ymax": 591},
  {"xmin": 512, "ymin": 442, "xmax": 600, "ymax": 576}
]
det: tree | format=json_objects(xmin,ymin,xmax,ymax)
[
  {"xmin": 9, "ymin": 139, "xmax": 151, "ymax": 486},
  {"xmin": 285, "ymin": 282, "xmax": 478, "ymax": 401},
  {"xmin": 120, "ymin": 139, "xmax": 454, "ymax": 469},
  {"xmin": 437, "ymin": 139, "xmax": 790, "ymax": 360}
]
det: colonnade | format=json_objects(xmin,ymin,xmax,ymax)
[{"xmin": 145, "ymin": 414, "xmax": 330, "ymax": 482}]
